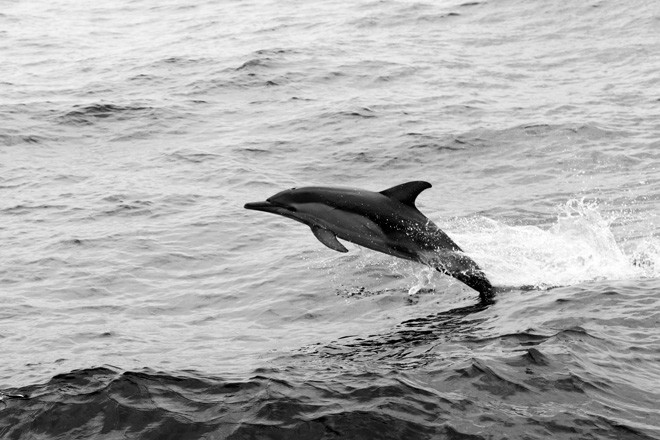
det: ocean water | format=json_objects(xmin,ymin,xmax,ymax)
[{"xmin": 1, "ymin": 0, "xmax": 659, "ymax": 438}]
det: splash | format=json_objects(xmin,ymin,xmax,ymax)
[
  {"xmin": 316, "ymin": 200, "xmax": 657, "ymax": 295},
  {"xmin": 449, "ymin": 200, "xmax": 656, "ymax": 289},
  {"xmin": 406, "ymin": 265, "xmax": 437, "ymax": 295},
  {"xmin": 629, "ymin": 239, "xmax": 660, "ymax": 278}
]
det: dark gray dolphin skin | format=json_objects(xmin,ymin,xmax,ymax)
[{"xmin": 244, "ymin": 181, "xmax": 495, "ymax": 302}]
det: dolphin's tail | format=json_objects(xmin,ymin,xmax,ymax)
[
  {"xmin": 429, "ymin": 251, "xmax": 495, "ymax": 303},
  {"xmin": 447, "ymin": 268, "xmax": 495, "ymax": 303}
]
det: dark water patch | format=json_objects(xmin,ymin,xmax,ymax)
[
  {"xmin": 161, "ymin": 56, "xmax": 210, "ymax": 66},
  {"xmin": 334, "ymin": 59, "xmax": 418, "ymax": 86},
  {"xmin": 45, "ymin": 234, "xmax": 118, "ymax": 252},
  {"xmin": 188, "ymin": 47, "xmax": 305, "ymax": 91},
  {"xmin": 59, "ymin": 238, "xmax": 84, "ymax": 247},
  {"xmin": 2, "ymin": 204, "xmax": 68, "ymax": 216},
  {"xmin": 233, "ymin": 140, "xmax": 299, "ymax": 157},
  {"xmin": 0, "ymin": 181, "xmax": 27, "ymax": 190},
  {"xmin": 313, "ymin": 302, "xmax": 491, "ymax": 365},
  {"xmin": 111, "ymin": 130, "xmax": 165, "ymax": 142},
  {"xmin": 158, "ymin": 193, "xmax": 203, "ymax": 208},
  {"xmin": 316, "ymin": 107, "xmax": 377, "ymax": 125},
  {"xmin": 310, "ymin": 70, "xmax": 347, "ymax": 83},
  {"xmin": 101, "ymin": 194, "xmax": 128, "ymax": 203},
  {"xmin": 343, "ymin": 151, "xmax": 378, "ymax": 164},
  {"xmin": 527, "ymin": 122, "xmax": 624, "ymax": 140},
  {"xmin": 236, "ymin": 58, "xmax": 273, "ymax": 71},
  {"xmin": 192, "ymin": 70, "xmax": 293, "ymax": 91},
  {"xmin": 163, "ymin": 149, "xmax": 222, "ymax": 164},
  {"xmin": 403, "ymin": 133, "xmax": 469, "ymax": 152},
  {"xmin": 327, "ymin": 152, "xmax": 407, "ymax": 172},
  {"xmin": 239, "ymin": 147, "xmax": 272, "ymax": 155},
  {"xmin": 105, "ymin": 202, "xmax": 153, "ymax": 216},
  {"xmin": 60, "ymin": 103, "xmax": 158, "ymax": 126},
  {"xmin": 350, "ymin": 6, "xmax": 463, "ymax": 30},
  {"xmin": 0, "ymin": 134, "xmax": 44, "ymax": 146},
  {"xmin": 416, "ymin": 12, "xmax": 462, "ymax": 23},
  {"xmin": 52, "ymin": 174, "xmax": 88, "ymax": 184},
  {"xmin": 100, "ymin": 197, "xmax": 154, "ymax": 218},
  {"xmin": 133, "ymin": 57, "xmax": 215, "ymax": 83},
  {"xmin": 129, "ymin": 73, "xmax": 159, "ymax": 82},
  {"xmin": 443, "ymin": 103, "xmax": 486, "ymax": 116},
  {"xmin": 254, "ymin": 48, "xmax": 294, "ymax": 56},
  {"xmin": 342, "ymin": 107, "xmax": 376, "ymax": 118},
  {"xmin": 453, "ymin": 122, "xmax": 624, "ymax": 149},
  {"xmin": 146, "ymin": 252, "xmax": 198, "ymax": 269},
  {"xmin": 290, "ymin": 96, "xmax": 314, "ymax": 102}
]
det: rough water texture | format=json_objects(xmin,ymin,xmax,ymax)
[{"xmin": 1, "ymin": 0, "xmax": 659, "ymax": 439}]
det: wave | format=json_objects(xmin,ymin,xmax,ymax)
[
  {"xmin": 2, "ymin": 361, "xmax": 657, "ymax": 440},
  {"xmin": 0, "ymin": 133, "xmax": 43, "ymax": 146},
  {"xmin": 59, "ymin": 103, "xmax": 159, "ymax": 126}
]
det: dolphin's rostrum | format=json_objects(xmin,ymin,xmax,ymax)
[{"xmin": 245, "ymin": 181, "xmax": 494, "ymax": 302}]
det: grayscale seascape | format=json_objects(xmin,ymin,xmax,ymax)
[{"xmin": 1, "ymin": 0, "xmax": 659, "ymax": 438}]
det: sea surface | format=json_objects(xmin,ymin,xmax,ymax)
[{"xmin": 1, "ymin": 0, "xmax": 659, "ymax": 438}]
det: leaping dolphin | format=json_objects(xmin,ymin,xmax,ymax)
[{"xmin": 244, "ymin": 181, "xmax": 495, "ymax": 302}]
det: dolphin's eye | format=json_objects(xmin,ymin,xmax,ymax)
[{"xmin": 285, "ymin": 206, "xmax": 297, "ymax": 212}]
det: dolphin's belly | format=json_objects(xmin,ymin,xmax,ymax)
[
  {"xmin": 298, "ymin": 204, "xmax": 459, "ymax": 263},
  {"xmin": 301, "ymin": 205, "xmax": 399, "ymax": 254}
]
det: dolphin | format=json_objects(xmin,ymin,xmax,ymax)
[{"xmin": 244, "ymin": 181, "xmax": 495, "ymax": 302}]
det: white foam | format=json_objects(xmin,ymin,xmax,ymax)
[{"xmin": 447, "ymin": 199, "xmax": 658, "ymax": 289}]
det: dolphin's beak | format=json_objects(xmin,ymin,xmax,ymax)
[
  {"xmin": 245, "ymin": 200, "xmax": 298, "ymax": 218},
  {"xmin": 244, "ymin": 201, "xmax": 277, "ymax": 213}
]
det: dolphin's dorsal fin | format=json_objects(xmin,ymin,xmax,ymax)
[
  {"xmin": 311, "ymin": 226, "xmax": 348, "ymax": 253},
  {"xmin": 380, "ymin": 181, "xmax": 432, "ymax": 208}
]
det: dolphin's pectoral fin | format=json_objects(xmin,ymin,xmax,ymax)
[
  {"xmin": 380, "ymin": 181, "xmax": 432, "ymax": 208},
  {"xmin": 311, "ymin": 226, "xmax": 348, "ymax": 253}
]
